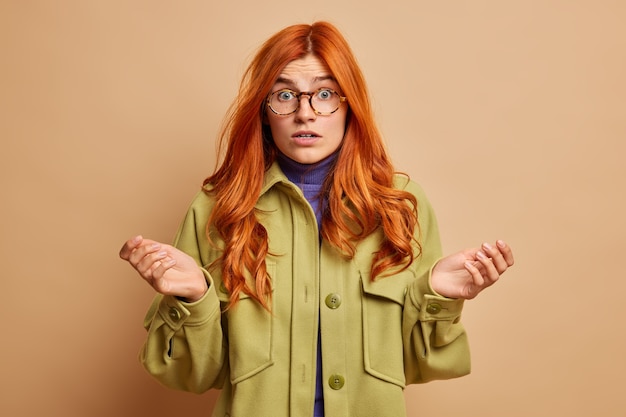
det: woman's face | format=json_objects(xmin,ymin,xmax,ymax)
[{"xmin": 265, "ymin": 54, "xmax": 348, "ymax": 164}]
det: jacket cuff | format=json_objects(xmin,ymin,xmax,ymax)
[
  {"xmin": 157, "ymin": 269, "xmax": 220, "ymax": 330},
  {"xmin": 410, "ymin": 263, "xmax": 464, "ymax": 322}
]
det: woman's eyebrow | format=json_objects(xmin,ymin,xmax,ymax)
[
  {"xmin": 312, "ymin": 75, "xmax": 336, "ymax": 83},
  {"xmin": 274, "ymin": 76, "xmax": 296, "ymax": 88},
  {"xmin": 273, "ymin": 75, "xmax": 337, "ymax": 89}
]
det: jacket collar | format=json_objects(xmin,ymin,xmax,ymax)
[{"xmin": 260, "ymin": 161, "xmax": 298, "ymax": 197}]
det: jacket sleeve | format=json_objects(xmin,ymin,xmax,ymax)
[
  {"xmin": 400, "ymin": 179, "xmax": 471, "ymax": 384},
  {"xmin": 139, "ymin": 192, "xmax": 229, "ymax": 393}
]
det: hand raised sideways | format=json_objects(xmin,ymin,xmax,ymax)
[
  {"xmin": 431, "ymin": 240, "xmax": 514, "ymax": 300},
  {"xmin": 119, "ymin": 235, "xmax": 208, "ymax": 302}
]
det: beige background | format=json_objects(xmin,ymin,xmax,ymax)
[{"xmin": 1, "ymin": 1, "xmax": 624, "ymax": 416}]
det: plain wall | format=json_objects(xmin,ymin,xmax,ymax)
[{"xmin": 2, "ymin": 1, "xmax": 625, "ymax": 416}]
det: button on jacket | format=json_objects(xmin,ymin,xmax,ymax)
[{"xmin": 140, "ymin": 162, "xmax": 470, "ymax": 417}]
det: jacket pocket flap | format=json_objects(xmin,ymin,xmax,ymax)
[{"xmin": 360, "ymin": 269, "xmax": 415, "ymax": 305}]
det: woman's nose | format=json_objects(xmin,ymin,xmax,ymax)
[{"xmin": 294, "ymin": 95, "xmax": 317, "ymax": 121}]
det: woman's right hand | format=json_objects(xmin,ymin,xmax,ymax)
[{"xmin": 119, "ymin": 235, "xmax": 208, "ymax": 302}]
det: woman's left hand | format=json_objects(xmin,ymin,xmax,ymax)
[{"xmin": 431, "ymin": 240, "xmax": 515, "ymax": 300}]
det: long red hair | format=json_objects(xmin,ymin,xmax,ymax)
[{"xmin": 204, "ymin": 21, "xmax": 420, "ymax": 310}]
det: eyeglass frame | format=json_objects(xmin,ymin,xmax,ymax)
[{"xmin": 266, "ymin": 88, "xmax": 348, "ymax": 116}]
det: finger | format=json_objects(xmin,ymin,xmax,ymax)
[
  {"xmin": 481, "ymin": 242, "xmax": 510, "ymax": 274},
  {"xmin": 464, "ymin": 260, "xmax": 485, "ymax": 287},
  {"xmin": 135, "ymin": 249, "xmax": 169, "ymax": 275},
  {"xmin": 151, "ymin": 258, "xmax": 177, "ymax": 293},
  {"xmin": 476, "ymin": 250, "xmax": 500, "ymax": 284},
  {"xmin": 126, "ymin": 241, "xmax": 162, "ymax": 267},
  {"xmin": 496, "ymin": 240, "xmax": 515, "ymax": 266},
  {"xmin": 119, "ymin": 235, "xmax": 143, "ymax": 260},
  {"xmin": 461, "ymin": 261, "xmax": 482, "ymax": 299}
]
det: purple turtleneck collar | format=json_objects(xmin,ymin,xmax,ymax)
[
  {"xmin": 275, "ymin": 151, "xmax": 338, "ymax": 187},
  {"xmin": 276, "ymin": 151, "xmax": 337, "ymax": 231}
]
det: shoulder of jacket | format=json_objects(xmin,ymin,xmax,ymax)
[
  {"xmin": 392, "ymin": 173, "xmax": 426, "ymax": 196},
  {"xmin": 182, "ymin": 187, "xmax": 217, "ymax": 214}
]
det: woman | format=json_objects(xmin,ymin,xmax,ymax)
[{"xmin": 119, "ymin": 21, "xmax": 514, "ymax": 417}]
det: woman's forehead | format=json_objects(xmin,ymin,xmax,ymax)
[{"xmin": 275, "ymin": 55, "xmax": 335, "ymax": 87}]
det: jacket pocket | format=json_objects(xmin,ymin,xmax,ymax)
[
  {"xmin": 217, "ymin": 261, "xmax": 275, "ymax": 385},
  {"xmin": 360, "ymin": 269, "xmax": 414, "ymax": 388}
]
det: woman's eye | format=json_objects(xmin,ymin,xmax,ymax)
[
  {"xmin": 317, "ymin": 89, "xmax": 333, "ymax": 100},
  {"xmin": 278, "ymin": 91, "xmax": 296, "ymax": 101}
]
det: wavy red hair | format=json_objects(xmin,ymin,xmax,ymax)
[{"xmin": 204, "ymin": 21, "xmax": 420, "ymax": 310}]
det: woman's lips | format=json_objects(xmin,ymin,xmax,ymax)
[{"xmin": 292, "ymin": 131, "xmax": 320, "ymax": 146}]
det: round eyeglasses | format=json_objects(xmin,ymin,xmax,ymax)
[{"xmin": 266, "ymin": 88, "xmax": 347, "ymax": 116}]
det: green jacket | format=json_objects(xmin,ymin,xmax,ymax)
[{"xmin": 140, "ymin": 162, "xmax": 470, "ymax": 417}]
